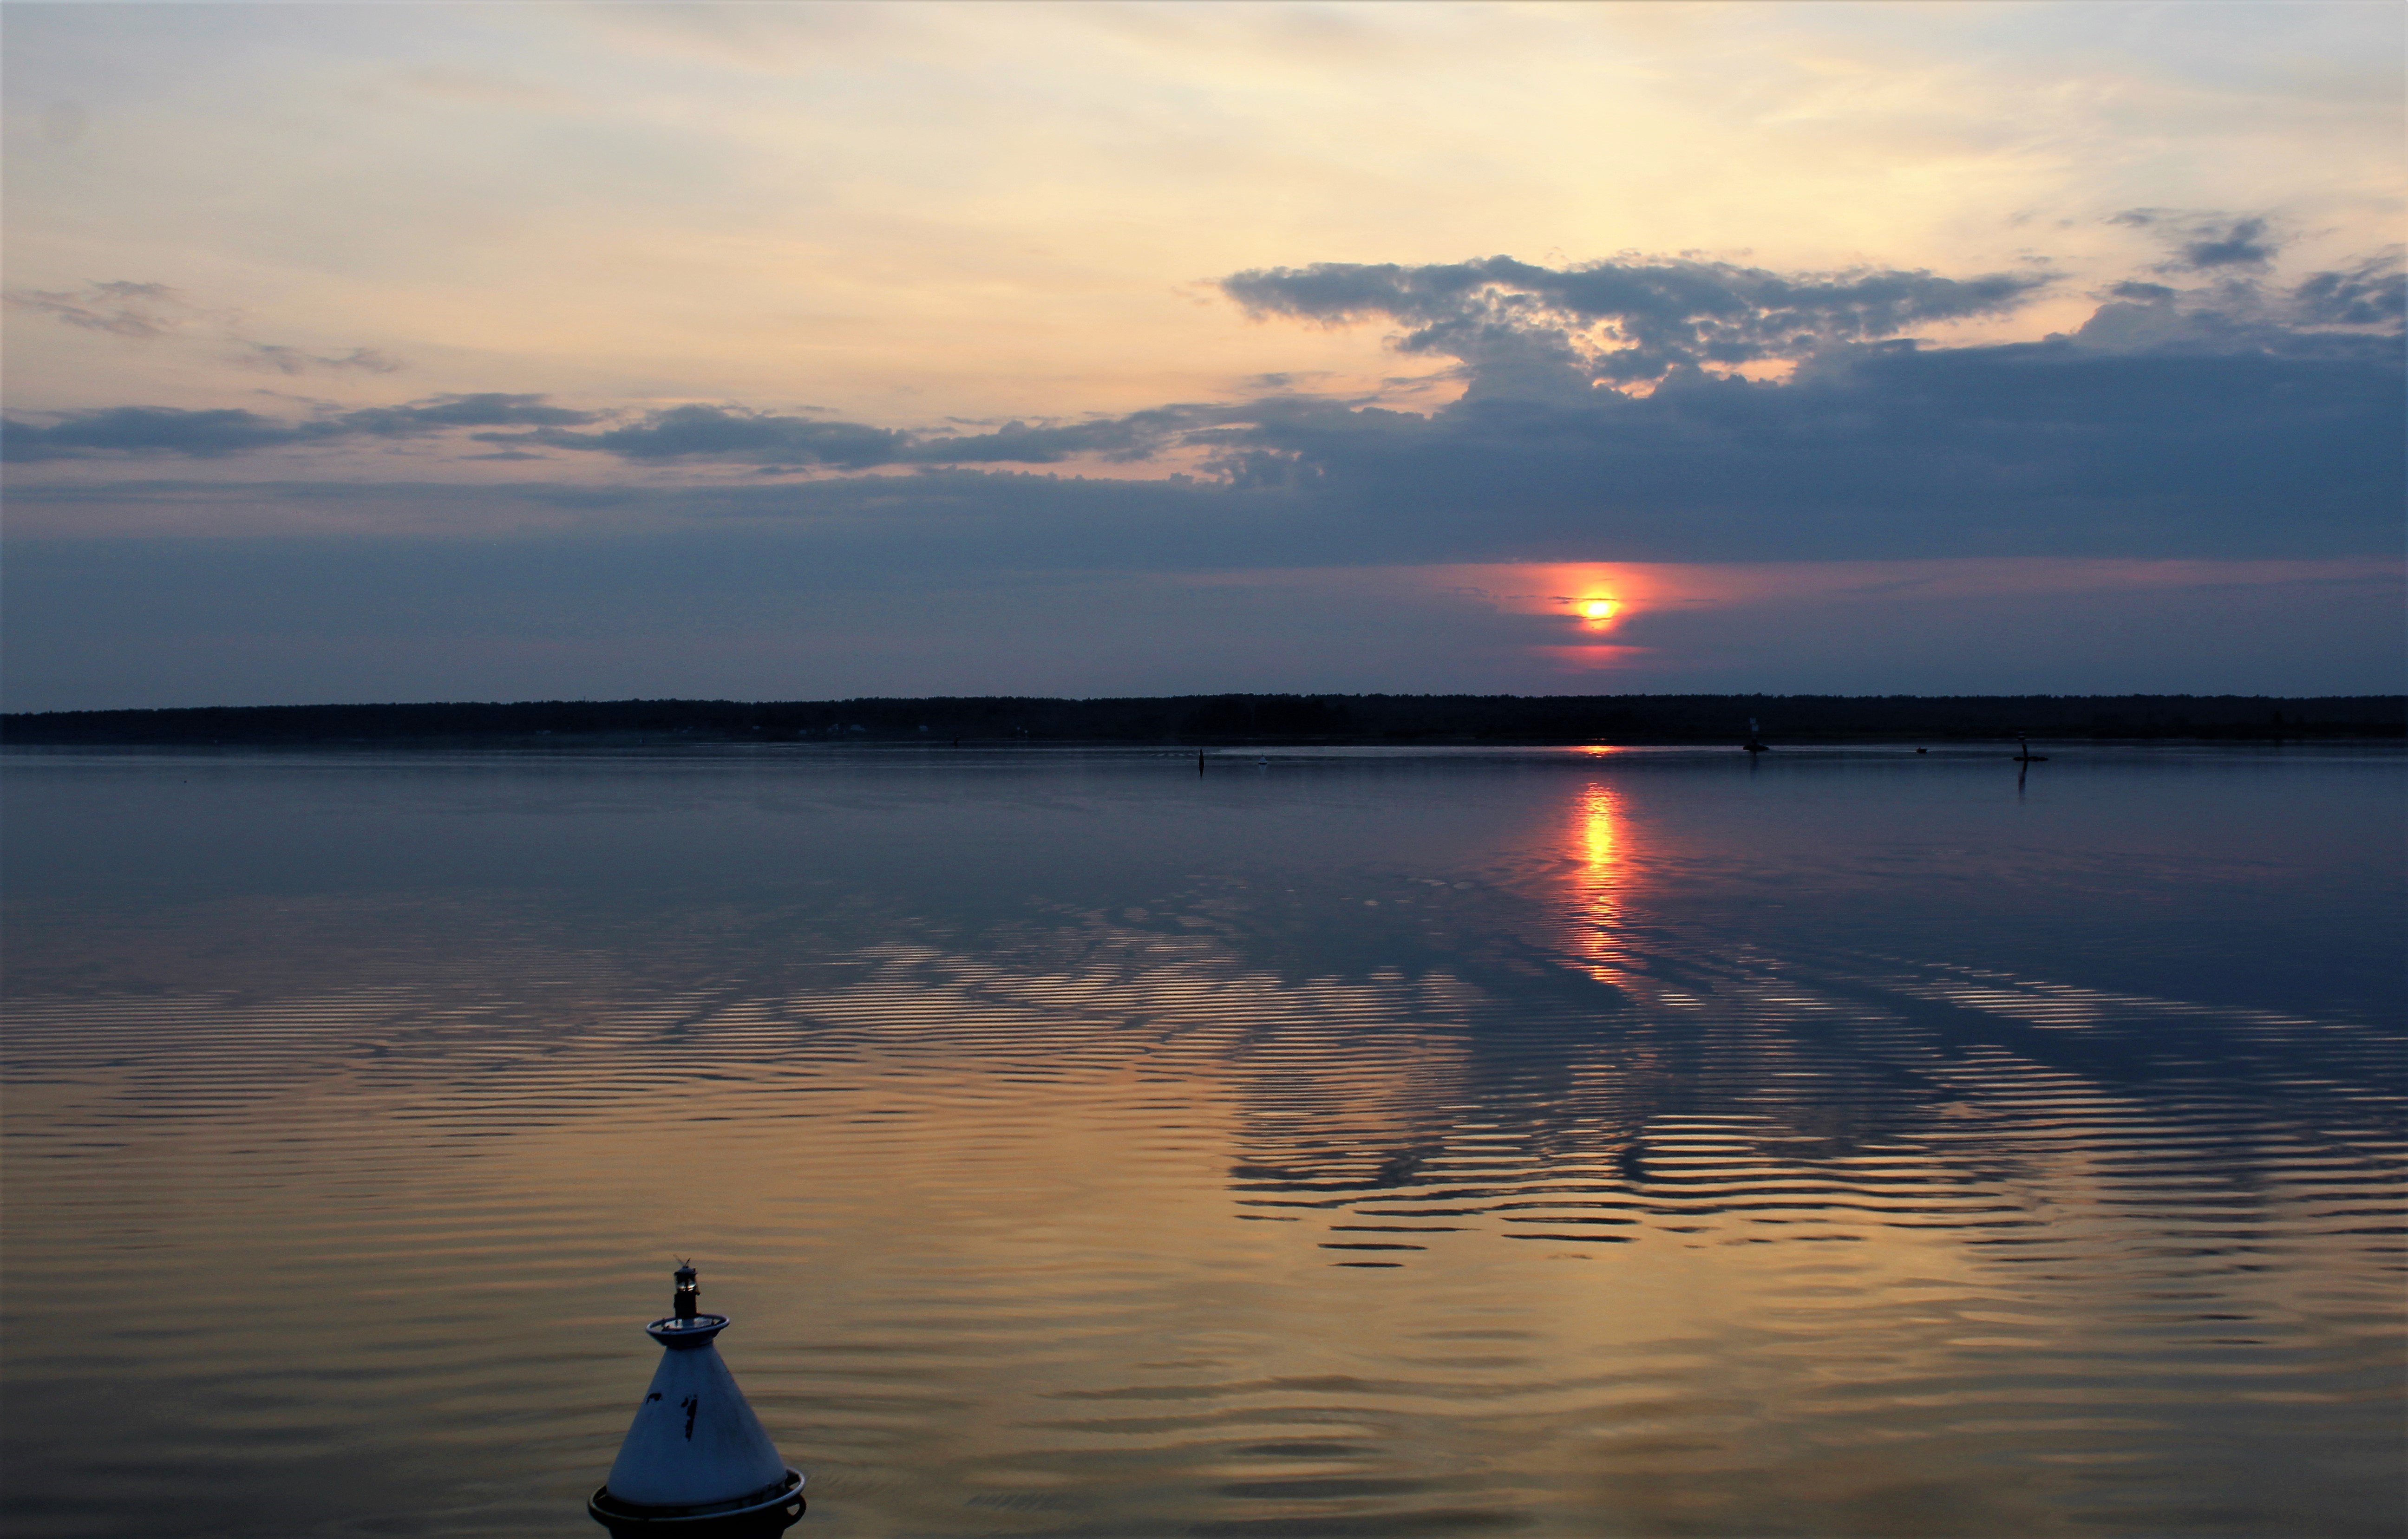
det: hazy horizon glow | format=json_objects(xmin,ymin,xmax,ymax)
[{"xmin": 5, "ymin": 2, "xmax": 2401, "ymax": 709}]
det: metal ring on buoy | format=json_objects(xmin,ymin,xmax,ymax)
[{"xmin": 588, "ymin": 1466, "xmax": 805, "ymax": 1533}]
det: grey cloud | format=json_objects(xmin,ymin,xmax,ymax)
[
  {"xmin": 523, "ymin": 402, "xmax": 1212, "ymax": 468},
  {"xmin": 17, "ymin": 307, "xmax": 2396, "ymax": 572},
  {"xmin": 1221, "ymin": 254, "xmax": 2049, "ymax": 386},
  {"xmin": 12, "ymin": 320, "xmax": 2396, "ymax": 561},
  {"xmin": 4, "ymin": 280, "xmax": 197, "ymax": 338},
  {"xmin": 351, "ymin": 393, "xmax": 600, "ymax": 431},
  {"xmin": 2174, "ymin": 216, "xmax": 2279, "ymax": 272},
  {"xmin": 1, "ymin": 406, "xmax": 337, "ymax": 462},
  {"xmin": 1093, "ymin": 302, "xmax": 2382, "ymax": 564},
  {"xmin": 6, "ymin": 279, "xmax": 409, "ymax": 375},
  {"xmin": 2293, "ymin": 253, "xmax": 2408, "ymax": 328},
  {"xmin": 536, "ymin": 404, "xmax": 910, "ymax": 468},
  {"xmin": 906, "ymin": 407, "xmax": 1209, "ymax": 464},
  {"xmin": 8, "ymin": 245, "xmax": 2398, "ymax": 568},
  {"xmin": 6, "ymin": 391, "xmax": 1215, "ymax": 470},
  {"xmin": 2074, "ymin": 249, "xmax": 2403, "ymax": 359},
  {"xmin": 2114, "ymin": 210, "xmax": 2284, "ymax": 273},
  {"xmin": 234, "ymin": 343, "xmax": 406, "ymax": 376},
  {"xmin": 2, "ymin": 393, "xmax": 602, "ymax": 463},
  {"xmin": 1045, "ymin": 323, "xmax": 2390, "ymax": 559}
]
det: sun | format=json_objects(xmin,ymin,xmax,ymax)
[{"xmin": 1581, "ymin": 598, "xmax": 1618, "ymax": 621}]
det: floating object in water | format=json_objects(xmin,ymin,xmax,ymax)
[
  {"xmin": 2013, "ymin": 736, "xmax": 2049, "ymax": 763},
  {"xmin": 589, "ymin": 1264, "xmax": 804, "ymax": 1536},
  {"xmin": 1742, "ymin": 717, "xmax": 1769, "ymax": 754}
]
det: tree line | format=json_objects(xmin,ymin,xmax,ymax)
[{"xmin": 6, "ymin": 693, "xmax": 2401, "ymax": 745}]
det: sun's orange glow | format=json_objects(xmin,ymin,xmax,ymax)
[
  {"xmin": 1537, "ymin": 645, "xmax": 1649, "ymax": 671},
  {"xmin": 1581, "ymin": 599, "xmax": 1617, "ymax": 620}
]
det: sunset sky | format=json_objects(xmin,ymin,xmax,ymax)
[{"xmin": 5, "ymin": 0, "xmax": 2401, "ymax": 710}]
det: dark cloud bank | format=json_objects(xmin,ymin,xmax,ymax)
[
  {"xmin": 9, "ymin": 238, "xmax": 2401, "ymax": 567},
  {"xmin": 7, "ymin": 225, "xmax": 2399, "ymax": 709}
]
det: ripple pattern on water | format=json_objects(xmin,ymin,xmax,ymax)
[{"xmin": 4, "ymin": 748, "xmax": 2401, "ymax": 1537}]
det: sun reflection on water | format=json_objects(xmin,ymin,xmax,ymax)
[
  {"xmin": 1570, "ymin": 781, "xmax": 1631, "ymax": 980},
  {"xmin": 1580, "ymin": 781, "xmax": 1617, "ymax": 871}
]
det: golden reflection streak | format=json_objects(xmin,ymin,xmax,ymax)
[
  {"xmin": 1571, "ymin": 781, "xmax": 1628, "ymax": 981},
  {"xmin": 1581, "ymin": 782, "xmax": 1617, "ymax": 873}
]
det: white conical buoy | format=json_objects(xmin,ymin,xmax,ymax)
[{"xmin": 588, "ymin": 1264, "xmax": 804, "ymax": 1536}]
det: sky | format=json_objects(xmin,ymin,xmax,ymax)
[{"xmin": 4, "ymin": 0, "xmax": 2402, "ymax": 711}]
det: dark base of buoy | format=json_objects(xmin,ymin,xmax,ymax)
[{"xmin": 589, "ymin": 1469, "xmax": 805, "ymax": 1535}]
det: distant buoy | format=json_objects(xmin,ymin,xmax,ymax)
[
  {"xmin": 589, "ymin": 1264, "xmax": 804, "ymax": 1536},
  {"xmin": 1741, "ymin": 716, "xmax": 1769, "ymax": 754}
]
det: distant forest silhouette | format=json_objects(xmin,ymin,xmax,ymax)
[{"xmin": 6, "ymin": 694, "xmax": 2401, "ymax": 746}]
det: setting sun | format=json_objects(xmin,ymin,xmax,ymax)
[{"xmin": 1582, "ymin": 599, "xmax": 1618, "ymax": 620}]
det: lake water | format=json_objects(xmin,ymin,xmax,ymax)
[{"xmin": 3, "ymin": 743, "xmax": 2401, "ymax": 1538}]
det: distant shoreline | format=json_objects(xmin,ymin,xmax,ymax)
[{"xmin": 5, "ymin": 693, "xmax": 2401, "ymax": 747}]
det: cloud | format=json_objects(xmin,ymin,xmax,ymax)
[
  {"xmin": 233, "ymin": 343, "xmax": 406, "ymax": 376},
  {"xmin": 499, "ymin": 401, "xmax": 1222, "ymax": 469},
  {"xmin": 1, "ymin": 406, "xmax": 334, "ymax": 462},
  {"xmin": 4, "ymin": 279, "xmax": 407, "ymax": 375},
  {"xmin": 2175, "ymin": 217, "xmax": 2279, "ymax": 272},
  {"xmin": 1182, "ymin": 240, "xmax": 2403, "ymax": 559},
  {"xmin": 530, "ymin": 404, "xmax": 910, "ymax": 469},
  {"xmin": 1220, "ymin": 254, "xmax": 2051, "ymax": 388},
  {"xmin": 2109, "ymin": 210, "xmax": 2292, "ymax": 277},
  {"xmin": 7, "ymin": 242, "xmax": 2398, "ymax": 568},
  {"xmin": 2114, "ymin": 209, "xmax": 2285, "ymax": 274},
  {"xmin": 2293, "ymin": 252, "xmax": 2408, "ymax": 329},
  {"xmin": 2, "ymin": 393, "xmax": 602, "ymax": 463},
  {"xmin": 2073, "ymin": 246, "xmax": 2404, "ymax": 359},
  {"xmin": 3, "ymin": 391, "xmax": 1207, "ymax": 470},
  {"xmin": 908, "ymin": 408, "xmax": 1208, "ymax": 465},
  {"xmin": 349, "ymin": 393, "xmax": 600, "ymax": 431},
  {"xmin": 4, "ymin": 280, "xmax": 198, "ymax": 339}
]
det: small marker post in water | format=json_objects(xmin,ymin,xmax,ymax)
[{"xmin": 588, "ymin": 1263, "xmax": 805, "ymax": 1536}]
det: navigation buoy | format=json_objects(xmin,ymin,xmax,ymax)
[
  {"xmin": 589, "ymin": 1264, "xmax": 805, "ymax": 1536},
  {"xmin": 1742, "ymin": 717, "xmax": 1769, "ymax": 754}
]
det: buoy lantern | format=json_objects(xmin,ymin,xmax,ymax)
[{"xmin": 589, "ymin": 1264, "xmax": 805, "ymax": 1535}]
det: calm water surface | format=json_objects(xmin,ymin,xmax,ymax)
[{"xmin": 4, "ymin": 744, "xmax": 2401, "ymax": 1538}]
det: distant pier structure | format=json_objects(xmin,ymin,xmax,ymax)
[{"xmin": 589, "ymin": 1264, "xmax": 805, "ymax": 1535}]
